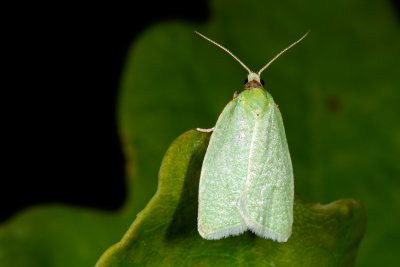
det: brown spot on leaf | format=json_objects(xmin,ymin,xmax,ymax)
[{"xmin": 325, "ymin": 96, "xmax": 342, "ymax": 113}]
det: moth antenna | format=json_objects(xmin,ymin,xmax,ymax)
[
  {"xmin": 195, "ymin": 31, "xmax": 252, "ymax": 74},
  {"xmin": 258, "ymin": 31, "xmax": 310, "ymax": 77}
]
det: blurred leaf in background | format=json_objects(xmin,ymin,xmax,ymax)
[{"xmin": 1, "ymin": 0, "xmax": 399, "ymax": 266}]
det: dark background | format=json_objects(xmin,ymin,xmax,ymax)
[
  {"xmin": 1, "ymin": 1, "xmax": 399, "ymax": 222},
  {"xmin": 1, "ymin": 2, "xmax": 208, "ymax": 222}
]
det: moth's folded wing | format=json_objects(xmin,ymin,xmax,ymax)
[
  {"xmin": 239, "ymin": 104, "xmax": 294, "ymax": 242},
  {"xmin": 198, "ymin": 100, "xmax": 252, "ymax": 239}
]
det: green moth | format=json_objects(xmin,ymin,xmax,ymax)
[{"xmin": 196, "ymin": 31, "xmax": 308, "ymax": 242}]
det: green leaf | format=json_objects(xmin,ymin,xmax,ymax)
[
  {"xmin": 96, "ymin": 130, "xmax": 366, "ymax": 267},
  {"xmin": 114, "ymin": 1, "xmax": 399, "ymax": 266},
  {"xmin": 0, "ymin": 206, "xmax": 129, "ymax": 267}
]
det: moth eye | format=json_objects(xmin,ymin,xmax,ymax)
[
  {"xmin": 243, "ymin": 78, "xmax": 248, "ymax": 84},
  {"xmin": 260, "ymin": 79, "xmax": 265, "ymax": 86}
]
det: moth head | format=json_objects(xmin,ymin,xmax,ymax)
[{"xmin": 244, "ymin": 72, "xmax": 264, "ymax": 89}]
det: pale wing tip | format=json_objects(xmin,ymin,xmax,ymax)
[
  {"xmin": 198, "ymin": 225, "xmax": 248, "ymax": 240},
  {"xmin": 237, "ymin": 199, "xmax": 292, "ymax": 242},
  {"xmin": 198, "ymin": 223, "xmax": 291, "ymax": 242},
  {"xmin": 248, "ymin": 226, "xmax": 292, "ymax": 243},
  {"xmin": 240, "ymin": 213, "xmax": 292, "ymax": 242}
]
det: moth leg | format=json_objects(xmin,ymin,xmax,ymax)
[
  {"xmin": 197, "ymin": 127, "xmax": 215, "ymax": 133},
  {"xmin": 233, "ymin": 91, "xmax": 238, "ymax": 99}
]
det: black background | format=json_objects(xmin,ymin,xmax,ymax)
[
  {"xmin": 1, "ymin": 2, "xmax": 208, "ymax": 222},
  {"xmin": 1, "ymin": 1, "xmax": 399, "ymax": 222}
]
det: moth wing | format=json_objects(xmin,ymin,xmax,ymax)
[
  {"xmin": 198, "ymin": 98, "xmax": 254, "ymax": 239},
  {"xmin": 238, "ymin": 103, "xmax": 294, "ymax": 242}
]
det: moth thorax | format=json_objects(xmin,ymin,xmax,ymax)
[{"xmin": 245, "ymin": 72, "xmax": 263, "ymax": 89}]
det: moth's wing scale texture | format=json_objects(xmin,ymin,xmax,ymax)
[
  {"xmin": 238, "ymin": 89, "xmax": 294, "ymax": 242},
  {"xmin": 198, "ymin": 96, "xmax": 251, "ymax": 239},
  {"xmin": 198, "ymin": 88, "xmax": 293, "ymax": 242}
]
